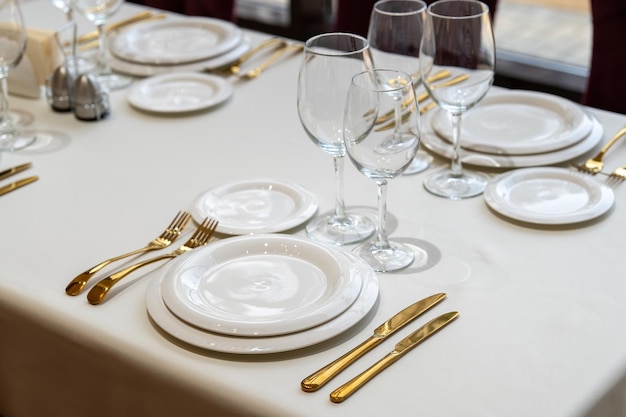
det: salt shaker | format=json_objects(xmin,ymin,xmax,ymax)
[
  {"xmin": 46, "ymin": 64, "xmax": 73, "ymax": 112},
  {"xmin": 73, "ymin": 73, "xmax": 110, "ymax": 121}
]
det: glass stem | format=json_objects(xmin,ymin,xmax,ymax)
[
  {"xmin": 375, "ymin": 180, "xmax": 390, "ymax": 250},
  {"xmin": 450, "ymin": 112, "xmax": 463, "ymax": 177},
  {"xmin": 333, "ymin": 155, "xmax": 347, "ymax": 220},
  {"xmin": 96, "ymin": 23, "xmax": 111, "ymax": 75},
  {"xmin": 0, "ymin": 76, "xmax": 15, "ymax": 149}
]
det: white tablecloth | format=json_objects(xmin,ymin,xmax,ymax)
[{"xmin": 1, "ymin": 2, "xmax": 626, "ymax": 417}]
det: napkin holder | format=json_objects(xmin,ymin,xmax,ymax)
[{"xmin": 8, "ymin": 28, "xmax": 62, "ymax": 99}]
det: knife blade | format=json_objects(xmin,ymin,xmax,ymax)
[
  {"xmin": 329, "ymin": 311, "xmax": 459, "ymax": 403},
  {"xmin": 300, "ymin": 293, "xmax": 446, "ymax": 392},
  {"xmin": 0, "ymin": 162, "xmax": 32, "ymax": 181},
  {"xmin": 0, "ymin": 176, "xmax": 38, "ymax": 197}
]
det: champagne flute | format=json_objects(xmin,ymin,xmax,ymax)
[
  {"xmin": 367, "ymin": 0, "xmax": 432, "ymax": 175},
  {"xmin": 71, "ymin": 0, "xmax": 132, "ymax": 90},
  {"xmin": 0, "ymin": 0, "xmax": 35, "ymax": 152},
  {"xmin": 297, "ymin": 33, "xmax": 376, "ymax": 246},
  {"xmin": 344, "ymin": 69, "xmax": 420, "ymax": 272},
  {"xmin": 419, "ymin": 0, "xmax": 495, "ymax": 199}
]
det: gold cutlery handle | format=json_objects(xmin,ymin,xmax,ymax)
[
  {"xmin": 329, "ymin": 352, "xmax": 399, "ymax": 403},
  {"xmin": 86, "ymin": 253, "xmax": 176, "ymax": 305},
  {"xmin": 301, "ymin": 336, "xmax": 381, "ymax": 392},
  {"xmin": 239, "ymin": 44, "xmax": 303, "ymax": 79},
  {"xmin": 65, "ymin": 244, "xmax": 163, "ymax": 296},
  {"xmin": 596, "ymin": 125, "xmax": 626, "ymax": 160},
  {"xmin": 73, "ymin": 11, "xmax": 155, "ymax": 45},
  {"xmin": 229, "ymin": 38, "xmax": 286, "ymax": 74}
]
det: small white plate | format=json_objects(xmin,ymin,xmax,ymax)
[
  {"xmin": 111, "ymin": 36, "xmax": 252, "ymax": 78},
  {"xmin": 127, "ymin": 72, "xmax": 232, "ymax": 113},
  {"xmin": 420, "ymin": 109, "xmax": 603, "ymax": 168},
  {"xmin": 161, "ymin": 234, "xmax": 362, "ymax": 336},
  {"xmin": 190, "ymin": 179, "xmax": 318, "ymax": 235},
  {"xmin": 484, "ymin": 167, "xmax": 614, "ymax": 224},
  {"xmin": 111, "ymin": 17, "xmax": 242, "ymax": 65},
  {"xmin": 431, "ymin": 91, "xmax": 593, "ymax": 155},
  {"xmin": 147, "ymin": 250, "xmax": 379, "ymax": 354}
]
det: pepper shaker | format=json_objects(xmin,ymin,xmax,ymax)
[{"xmin": 73, "ymin": 73, "xmax": 110, "ymax": 121}]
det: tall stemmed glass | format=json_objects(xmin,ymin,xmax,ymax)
[
  {"xmin": 344, "ymin": 69, "xmax": 420, "ymax": 272},
  {"xmin": 420, "ymin": 0, "xmax": 495, "ymax": 199},
  {"xmin": 367, "ymin": 0, "xmax": 432, "ymax": 174},
  {"xmin": 0, "ymin": 0, "xmax": 35, "ymax": 152},
  {"xmin": 71, "ymin": 0, "xmax": 132, "ymax": 90},
  {"xmin": 297, "ymin": 33, "xmax": 377, "ymax": 246}
]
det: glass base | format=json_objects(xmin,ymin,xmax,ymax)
[
  {"xmin": 98, "ymin": 72, "xmax": 133, "ymax": 91},
  {"xmin": 0, "ymin": 131, "xmax": 37, "ymax": 152},
  {"xmin": 306, "ymin": 212, "xmax": 375, "ymax": 246},
  {"xmin": 401, "ymin": 152, "xmax": 433, "ymax": 175},
  {"xmin": 353, "ymin": 240, "xmax": 415, "ymax": 272},
  {"xmin": 423, "ymin": 168, "xmax": 489, "ymax": 199}
]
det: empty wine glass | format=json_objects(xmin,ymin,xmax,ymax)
[
  {"xmin": 71, "ymin": 0, "xmax": 132, "ymax": 90},
  {"xmin": 297, "ymin": 33, "xmax": 376, "ymax": 246},
  {"xmin": 367, "ymin": 0, "xmax": 432, "ymax": 175},
  {"xmin": 0, "ymin": 0, "xmax": 35, "ymax": 152},
  {"xmin": 420, "ymin": 0, "xmax": 495, "ymax": 199},
  {"xmin": 344, "ymin": 69, "xmax": 420, "ymax": 272}
]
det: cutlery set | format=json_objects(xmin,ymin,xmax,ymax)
[
  {"xmin": 65, "ymin": 211, "xmax": 218, "ymax": 305},
  {"xmin": 576, "ymin": 124, "xmax": 626, "ymax": 187},
  {"xmin": 301, "ymin": 293, "xmax": 458, "ymax": 402},
  {"xmin": 0, "ymin": 162, "xmax": 38, "ymax": 197}
]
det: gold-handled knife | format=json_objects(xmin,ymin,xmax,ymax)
[
  {"xmin": 0, "ymin": 162, "xmax": 31, "ymax": 181},
  {"xmin": 0, "ymin": 175, "xmax": 38, "ymax": 197},
  {"xmin": 329, "ymin": 311, "xmax": 459, "ymax": 403},
  {"xmin": 301, "ymin": 293, "xmax": 446, "ymax": 392},
  {"xmin": 73, "ymin": 11, "xmax": 163, "ymax": 45}
]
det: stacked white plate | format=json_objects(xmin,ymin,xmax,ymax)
[
  {"xmin": 146, "ymin": 234, "xmax": 380, "ymax": 354},
  {"xmin": 420, "ymin": 90, "xmax": 604, "ymax": 169}
]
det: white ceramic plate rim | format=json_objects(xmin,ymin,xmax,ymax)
[
  {"xmin": 484, "ymin": 167, "xmax": 614, "ymax": 224},
  {"xmin": 127, "ymin": 72, "xmax": 233, "ymax": 113},
  {"xmin": 421, "ymin": 109, "xmax": 603, "ymax": 168},
  {"xmin": 111, "ymin": 35, "xmax": 252, "ymax": 78},
  {"xmin": 111, "ymin": 17, "xmax": 242, "ymax": 65},
  {"xmin": 146, "ymin": 250, "xmax": 379, "ymax": 354},
  {"xmin": 161, "ymin": 234, "xmax": 362, "ymax": 336},
  {"xmin": 190, "ymin": 179, "xmax": 318, "ymax": 235},
  {"xmin": 431, "ymin": 91, "xmax": 593, "ymax": 155}
]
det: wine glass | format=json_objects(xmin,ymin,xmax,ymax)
[
  {"xmin": 367, "ymin": 0, "xmax": 432, "ymax": 175},
  {"xmin": 51, "ymin": 0, "xmax": 73, "ymax": 22},
  {"xmin": 71, "ymin": 0, "xmax": 132, "ymax": 90},
  {"xmin": 344, "ymin": 69, "xmax": 420, "ymax": 272},
  {"xmin": 297, "ymin": 33, "xmax": 376, "ymax": 246},
  {"xmin": 0, "ymin": 0, "xmax": 35, "ymax": 152},
  {"xmin": 419, "ymin": 0, "xmax": 495, "ymax": 199}
]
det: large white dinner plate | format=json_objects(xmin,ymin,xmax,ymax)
[
  {"xmin": 190, "ymin": 179, "xmax": 318, "ymax": 235},
  {"xmin": 126, "ymin": 72, "xmax": 232, "ymax": 113},
  {"xmin": 420, "ymin": 109, "xmax": 603, "ymax": 168},
  {"xmin": 484, "ymin": 167, "xmax": 614, "ymax": 224},
  {"xmin": 431, "ymin": 91, "xmax": 593, "ymax": 155},
  {"xmin": 110, "ymin": 17, "xmax": 242, "ymax": 65},
  {"xmin": 146, "ymin": 250, "xmax": 379, "ymax": 354},
  {"xmin": 111, "ymin": 35, "xmax": 252, "ymax": 78},
  {"xmin": 161, "ymin": 234, "xmax": 363, "ymax": 337}
]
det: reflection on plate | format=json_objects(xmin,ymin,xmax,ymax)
[
  {"xmin": 431, "ymin": 91, "xmax": 593, "ymax": 155},
  {"xmin": 111, "ymin": 17, "xmax": 242, "ymax": 65},
  {"xmin": 484, "ymin": 167, "xmax": 614, "ymax": 224},
  {"xmin": 421, "ymin": 109, "xmax": 603, "ymax": 168},
  {"xmin": 146, "ymin": 250, "xmax": 379, "ymax": 354},
  {"xmin": 190, "ymin": 179, "xmax": 318, "ymax": 235},
  {"xmin": 111, "ymin": 36, "xmax": 252, "ymax": 78},
  {"xmin": 127, "ymin": 72, "xmax": 232, "ymax": 113},
  {"xmin": 161, "ymin": 235, "xmax": 363, "ymax": 337}
]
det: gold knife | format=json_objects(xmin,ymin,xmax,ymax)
[
  {"xmin": 0, "ymin": 176, "xmax": 39, "ymax": 197},
  {"xmin": 74, "ymin": 11, "xmax": 161, "ymax": 45},
  {"xmin": 0, "ymin": 162, "xmax": 31, "ymax": 181},
  {"xmin": 301, "ymin": 293, "xmax": 446, "ymax": 392},
  {"xmin": 330, "ymin": 311, "xmax": 459, "ymax": 403}
]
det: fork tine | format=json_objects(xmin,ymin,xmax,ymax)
[
  {"xmin": 184, "ymin": 217, "xmax": 219, "ymax": 247},
  {"xmin": 159, "ymin": 211, "xmax": 191, "ymax": 239}
]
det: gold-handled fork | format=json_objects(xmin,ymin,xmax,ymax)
[
  {"xmin": 86, "ymin": 217, "xmax": 219, "ymax": 305},
  {"xmin": 577, "ymin": 125, "xmax": 626, "ymax": 174},
  {"xmin": 233, "ymin": 43, "xmax": 304, "ymax": 80},
  {"xmin": 65, "ymin": 211, "xmax": 192, "ymax": 296},
  {"xmin": 606, "ymin": 163, "xmax": 626, "ymax": 187}
]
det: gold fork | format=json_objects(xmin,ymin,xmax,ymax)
[
  {"xmin": 234, "ymin": 43, "xmax": 304, "ymax": 80},
  {"xmin": 606, "ymin": 163, "xmax": 626, "ymax": 187},
  {"xmin": 577, "ymin": 125, "xmax": 626, "ymax": 174},
  {"xmin": 65, "ymin": 211, "xmax": 191, "ymax": 296},
  {"xmin": 86, "ymin": 217, "xmax": 219, "ymax": 305}
]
